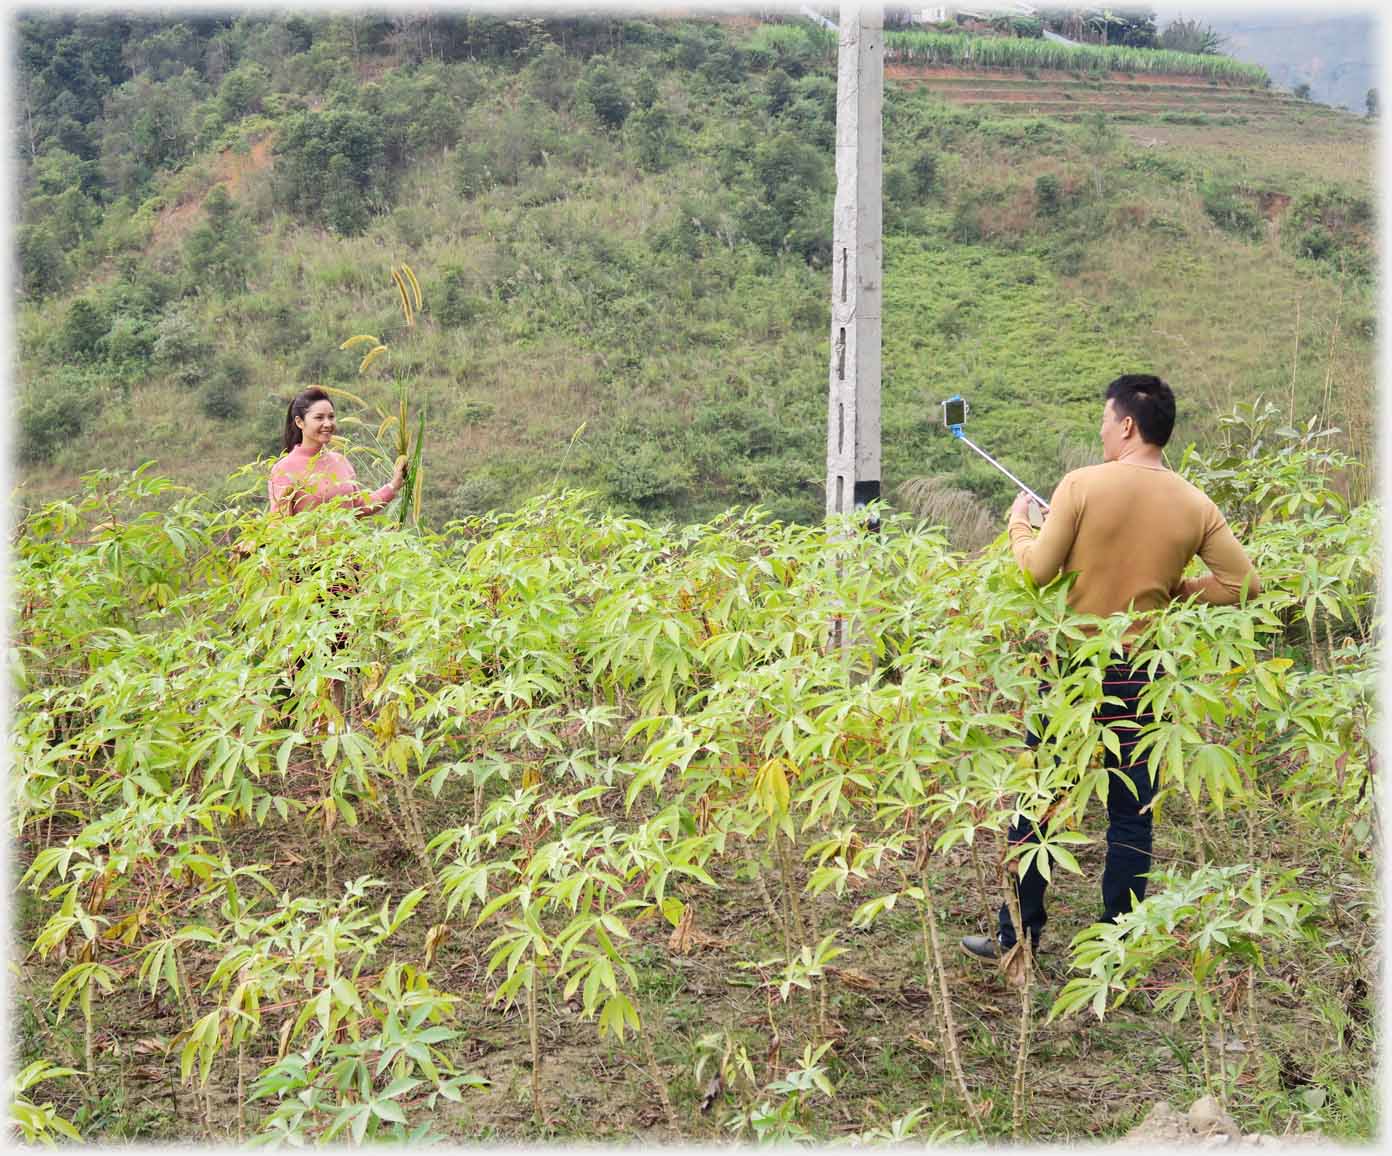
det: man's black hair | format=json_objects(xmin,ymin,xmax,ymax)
[{"xmin": 1105, "ymin": 374, "xmax": 1175, "ymax": 447}]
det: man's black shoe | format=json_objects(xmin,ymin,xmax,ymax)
[
  {"xmin": 961, "ymin": 934, "xmax": 1040, "ymax": 960},
  {"xmin": 960, "ymin": 935, "xmax": 1002, "ymax": 960}
]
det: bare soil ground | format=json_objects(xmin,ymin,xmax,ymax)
[{"xmin": 152, "ymin": 134, "xmax": 275, "ymax": 251}]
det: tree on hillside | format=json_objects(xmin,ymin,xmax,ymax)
[
  {"xmin": 1366, "ymin": 88, "xmax": 1378, "ymax": 118},
  {"xmin": 18, "ymin": 225, "xmax": 68, "ymax": 300},
  {"xmin": 183, "ymin": 185, "xmax": 257, "ymax": 294},
  {"xmin": 579, "ymin": 60, "xmax": 630, "ymax": 130},
  {"xmin": 1037, "ymin": 8, "xmax": 1156, "ymax": 47},
  {"xmin": 1157, "ymin": 16, "xmax": 1225, "ymax": 55},
  {"xmin": 273, "ymin": 106, "xmax": 387, "ymax": 232},
  {"xmin": 24, "ymin": 148, "xmax": 101, "ymax": 254},
  {"xmin": 99, "ymin": 72, "xmax": 205, "ymax": 197},
  {"xmin": 741, "ymin": 130, "xmax": 832, "ymax": 263}
]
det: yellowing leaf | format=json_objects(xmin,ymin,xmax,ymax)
[{"xmin": 752, "ymin": 758, "xmax": 794, "ymax": 819}]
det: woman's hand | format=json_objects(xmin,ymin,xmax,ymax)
[{"xmin": 392, "ymin": 454, "xmax": 409, "ymax": 492}]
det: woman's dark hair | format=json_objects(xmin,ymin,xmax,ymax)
[
  {"xmin": 282, "ymin": 387, "xmax": 332, "ymax": 453},
  {"xmin": 1104, "ymin": 373, "xmax": 1176, "ymax": 447}
]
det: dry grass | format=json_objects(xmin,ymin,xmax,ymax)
[
  {"xmin": 896, "ymin": 474, "xmax": 999, "ymax": 551},
  {"xmin": 1069, "ymin": 223, "xmax": 1371, "ymax": 461},
  {"xmin": 1119, "ymin": 119, "xmax": 1374, "ymax": 191}
]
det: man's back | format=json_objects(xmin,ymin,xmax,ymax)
[{"xmin": 1009, "ymin": 461, "xmax": 1258, "ymax": 618}]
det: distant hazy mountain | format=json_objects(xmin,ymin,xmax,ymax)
[{"xmin": 1152, "ymin": 6, "xmax": 1377, "ymax": 113}]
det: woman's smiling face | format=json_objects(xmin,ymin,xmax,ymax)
[{"xmin": 297, "ymin": 400, "xmax": 336, "ymax": 449}]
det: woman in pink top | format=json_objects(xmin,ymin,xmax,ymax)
[
  {"xmin": 268, "ymin": 387, "xmax": 407, "ymax": 516},
  {"xmin": 268, "ymin": 386, "xmax": 406, "ymax": 733}
]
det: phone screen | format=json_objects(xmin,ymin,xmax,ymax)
[{"xmin": 943, "ymin": 398, "xmax": 965, "ymax": 427}]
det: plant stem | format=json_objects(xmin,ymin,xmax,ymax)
[
  {"xmin": 920, "ymin": 874, "xmax": 983, "ymax": 1132},
  {"xmin": 754, "ymin": 871, "xmax": 789, "ymax": 957},
  {"xmin": 1245, "ymin": 966, "xmax": 1259, "ymax": 1055},
  {"xmin": 970, "ymin": 835, "xmax": 996, "ymax": 937},
  {"xmin": 1200, "ymin": 1010, "xmax": 1213, "ymax": 1095},
  {"xmin": 778, "ymin": 834, "xmax": 809, "ymax": 947},
  {"xmin": 324, "ymin": 829, "xmax": 335, "ymax": 896},
  {"xmin": 83, "ymin": 989, "xmax": 94, "ymax": 1079},
  {"xmin": 1192, "ymin": 798, "xmax": 1213, "ymax": 867},
  {"xmin": 637, "ymin": 1015, "xmax": 678, "ymax": 1130},
  {"xmin": 917, "ymin": 889, "xmax": 954, "ymax": 1107},
  {"xmin": 238, "ymin": 1042, "xmax": 246, "ymax": 1143},
  {"xmin": 529, "ymin": 965, "xmax": 543, "ymax": 1128},
  {"xmin": 1004, "ymin": 877, "xmax": 1034, "ymax": 1139}
]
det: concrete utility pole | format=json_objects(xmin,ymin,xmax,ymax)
[{"xmin": 824, "ymin": 3, "xmax": 883, "ymax": 526}]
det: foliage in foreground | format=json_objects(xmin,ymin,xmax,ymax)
[{"xmin": 8, "ymin": 424, "xmax": 1376, "ymax": 1143}]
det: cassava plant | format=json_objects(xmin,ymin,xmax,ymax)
[{"xmin": 7, "ymin": 407, "xmax": 1376, "ymax": 1142}]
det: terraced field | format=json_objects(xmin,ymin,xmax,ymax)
[{"xmin": 887, "ymin": 63, "xmax": 1350, "ymax": 125}]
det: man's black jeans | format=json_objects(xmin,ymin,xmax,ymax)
[{"xmin": 997, "ymin": 662, "xmax": 1156, "ymax": 949}]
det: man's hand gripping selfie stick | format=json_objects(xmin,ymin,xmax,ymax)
[{"xmin": 942, "ymin": 394, "xmax": 1050, "ymax": 513}]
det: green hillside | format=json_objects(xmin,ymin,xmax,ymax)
[{"xmin": 15, "ymin": 12, "xmax": 1377, "ymax": 532}]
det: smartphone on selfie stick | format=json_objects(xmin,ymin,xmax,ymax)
[{"xmin": 941, "ymin": 395, "xmax": 1050, "ymax": 516}]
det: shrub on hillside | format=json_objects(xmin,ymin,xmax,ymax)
[
  {"xmin": 524, "ymin": 44, "xmax": 580, "ymax": 112},
  {"xmin": 215, "ymin": 62, "xmax": 271, "ymax": 125},
  {"xmin": 366, "ymin": 63, "xmax": 464, "ymax": 166},
  {"xmin": 1285, "ymin": 188, "xmax": 1374, "ymax": 279},
  {"xmin": 1201, "ymin": 182, "xmax": 1262, "ymax": 241},
  {"xmin": 739, "ymin": 131, "xmax": 832, "ymax": 262},
  {"xmin": 698, "ymin": 43, "xmax": 748, "ymax": 90},
  {"xmin": 949, "ymin": 201, "xmax": 983, "ymax": 244},
  {"xmin": 782, "ymin": 74, "xmax": 837, "ymax": 149},
  {"xmin": 579, "ymin": 60, "xmax": 629, "ymax": 130},
  {"xmin": 18, "ymin": 370, "xmax": 105, "ymax": 464},
  {"xmin": 102, "ymin": 313, "xmax": 157, "ymax": 380},
  {"xmin": 201, "ymin": 357, "xmax": 251, "ymax": 421},
  {"xmin": 184, "ymin": 185, "xmax": 258, "ymax": 294},
  {"xmin": 250, "ymin": 389, "xmax": 288, "ymax": 458},
  {"xmin": 765, "ymin": 68, "xmax": 793, "ymax": 116},
  {"xmin": 453, "ymin": 98, "xmax": 571, "ymax": 196},
  {"xmin": 153, "ymin": 305, "xmax": 213, "ymax": 386},
  {"xmin": 440, "ymin": 465, "xmax": 516, "ymax": 521},
  {"xmin": 628, "ymin": 104, "xmax": 675, "ymax": 172},
  {"xmin": 587, "ymin": 433, "xmax": 693, "ymax": 509},
  {"xmin": 58, "ymin": 297, "xmax": 109, "ymax": 362},
  {"xmin": 263, "ymin": 300, "xmax": 312, "ymax": 356},
  {"xmin": 1034, "ymin": 173, "xmax": 1061, "ymax": 216},
  {"xmin": 323, "ymin": 154, "xmax": 370, "ymax": 236},
  {"xmin": 273, "ymin": 105, "xmax": 387, "ymax": 231},
  {"xmin": 912, "ymin": 150, "xmax": 940, "ymax": 197},
  {"xmin": 18, "ymin": 224, "xmax": 69, "ymax": 300},
  {"xmin": 435, "ymin": 267, "xmax": 488, "ymax": 328}
]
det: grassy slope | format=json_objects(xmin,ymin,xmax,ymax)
[{"xmin": 14, "ymin": 20, "xmax": 1376, "ymax": 533}]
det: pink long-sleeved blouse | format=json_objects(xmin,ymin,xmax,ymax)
[{"xmin": 268, "ymin": 444, "xmax": 397, "ymax": 515}]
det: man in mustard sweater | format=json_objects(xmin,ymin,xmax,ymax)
[{"xmin": 962, "ymin": 374, "xmax": 1260, "ymax": 961}]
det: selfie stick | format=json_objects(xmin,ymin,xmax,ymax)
[{"xmin": 944, "ymin": 395, "xmax": 1050, "ymax": 511}]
